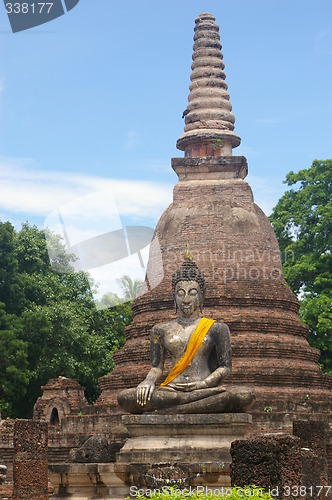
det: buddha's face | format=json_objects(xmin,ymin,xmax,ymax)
[{"xmin": 175, "ymin": 280, "xmax": 202, "ymax": 318}]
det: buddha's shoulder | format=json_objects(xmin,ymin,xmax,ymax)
[
  {"xmin": 209, "ymin": 320, "xmax": 230, "ymax": 335},
  {"xmin": 151, "ymin": 320, "xmax": 178, "ymax": 335}
]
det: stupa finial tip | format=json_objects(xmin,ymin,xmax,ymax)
[
  {"xmin": 184, "ymin": 242, "xmax": 193, "ymax": 261},
  {"xmin": 196, "ymin": 12, "xmax": 216, "ymax": 22}
]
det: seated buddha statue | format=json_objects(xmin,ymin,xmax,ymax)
[{"xmin": 118, "ymin": 250, "xmax": 255, "ymax": 414}]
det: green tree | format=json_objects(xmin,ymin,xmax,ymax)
[
  {"xmin": 98, "ymin": 292, "xmax": 125, "ymax": 308},
  {"xmin": 117, "ymin": 275, "xmax": 143, "ymax": 300},
  {"xmin": 269, "ymin": 159, "xmax": 332, "ymax": 372},
  {"xmin": 0, "ymin": 304, "xmax": 30, "ymax": 416},
  {"xmin": 0, "ymin": 222, "xmax": 132, "ymax": 417}
]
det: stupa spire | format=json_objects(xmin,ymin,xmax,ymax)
[{"xmin": 177, "ymin": 12, "xmax": 241, "ymax": 158}]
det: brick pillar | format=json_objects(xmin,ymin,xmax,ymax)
[
  {"xmin": 230, "ymin": 434, "xmax": 302, "ymax": 499},
  {"xmin": 293, "ymin": 420, "xmax": 329, "ymax": 487},
  {"xmin": 13, "ymin": 420, "xmax": 48, "ymax": 500},
  {"xmin": 293, "ymin": 420, "xmax": 327, "ymax": 460}
]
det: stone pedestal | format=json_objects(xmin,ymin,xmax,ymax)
[
  {"xmin": 116, "ymin": 413, "xmax": 252, "ymax": 488},
  {"xmin": 49, "ymin": 463, "xmax": 128, "ymax": 500}
]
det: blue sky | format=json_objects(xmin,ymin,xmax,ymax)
[{"xmin": 0, "ymin": 0, "xmax": 331, "ymax": 230}]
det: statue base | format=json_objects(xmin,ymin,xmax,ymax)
[{"xmin": 116, "ymin": 413, "xmax": 252, "ymax": 489}]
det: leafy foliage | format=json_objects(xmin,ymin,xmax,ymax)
[
  {"xmin": 117, "ymin": 275, "xmax": 143, "ymax": 300},
  {"xmin": 0, "ymin": 222, "xmax": 132, "ymax": 418},
  {"xmin": 269, "ymin": 160, "xmax": 332, "ymax": 372}
]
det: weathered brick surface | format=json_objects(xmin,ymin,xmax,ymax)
[
  {"xmin": 33, "ymin": 377, "xmax": 87, "ymax": 424},
  {"xmin": 0, "ymin": 419, "xmax": 14, "ymax": 482},
  {"xmin": 0, "ymin": 482, "xmax": 13, "ymax": 499},
  {"xmin": 0, "ymin": 464, "xmax": 12, "ymax": 498},
  {"xmin": 300, "ymin": 449, "xmax": 328, "ymax": 495},
  {"xmin": 14, "ymin": 420, "xmax": 47, "ymax": 458},
  {"xmin": 293, "ymin": 420, "xmax": 327, "ymax": 459},
  {"xmin": 12, "ymin": 420, "xmax": 48, "ymax": 500},
  {"xmin": 230, "ymin": 434, "xmax": 302, "ymax": 498},
  {"xmin": 13, "ymin": 459, "xmax": 48, "ymax": 492},
  {"xmin": 293, "ymin": 420, "xmax": 329, "ymax": 490}
]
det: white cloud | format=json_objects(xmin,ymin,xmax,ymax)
[{"xmin": 0, "ymin": 157, "xmax": 173, "ymax": 223}]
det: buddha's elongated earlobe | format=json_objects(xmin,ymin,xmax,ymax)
[{"xmin": 198, "ymin": 290, "xmax": 204, "ymax": 313}]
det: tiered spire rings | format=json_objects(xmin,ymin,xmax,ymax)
[{"xmin": 177, "ymin": 13, "xmax": 241, "ymax": 158}]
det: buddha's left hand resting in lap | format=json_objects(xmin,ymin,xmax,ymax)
[{"xmin": 118, "ymin": 254, "xmax": 255, "ymax": 414}]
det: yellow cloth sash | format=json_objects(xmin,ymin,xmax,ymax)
[{"xmin": 160, "ymin": 317, "xmax": 216, "ymax": 387}]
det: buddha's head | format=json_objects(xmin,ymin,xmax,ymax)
[{"xmin": 172, "ymin": 257, "xmax": 205, "ymax": 316}]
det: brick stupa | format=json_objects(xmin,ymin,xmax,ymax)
[
  {"xmin": 1, "ymin": 14, "xmax": 329, "ymax": 493},
  {"xmin": 100, "ymin": 12, "xmax": 332, "ymax": 466}
]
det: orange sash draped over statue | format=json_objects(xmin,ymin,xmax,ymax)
[{"xmin": 160, "ymin": 317, "xmax": 216, "ymax": 387}]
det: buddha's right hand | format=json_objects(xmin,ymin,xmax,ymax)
[{"xmin": 137, "ymin": 380, "xmax": 155, "ymax": 406}]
